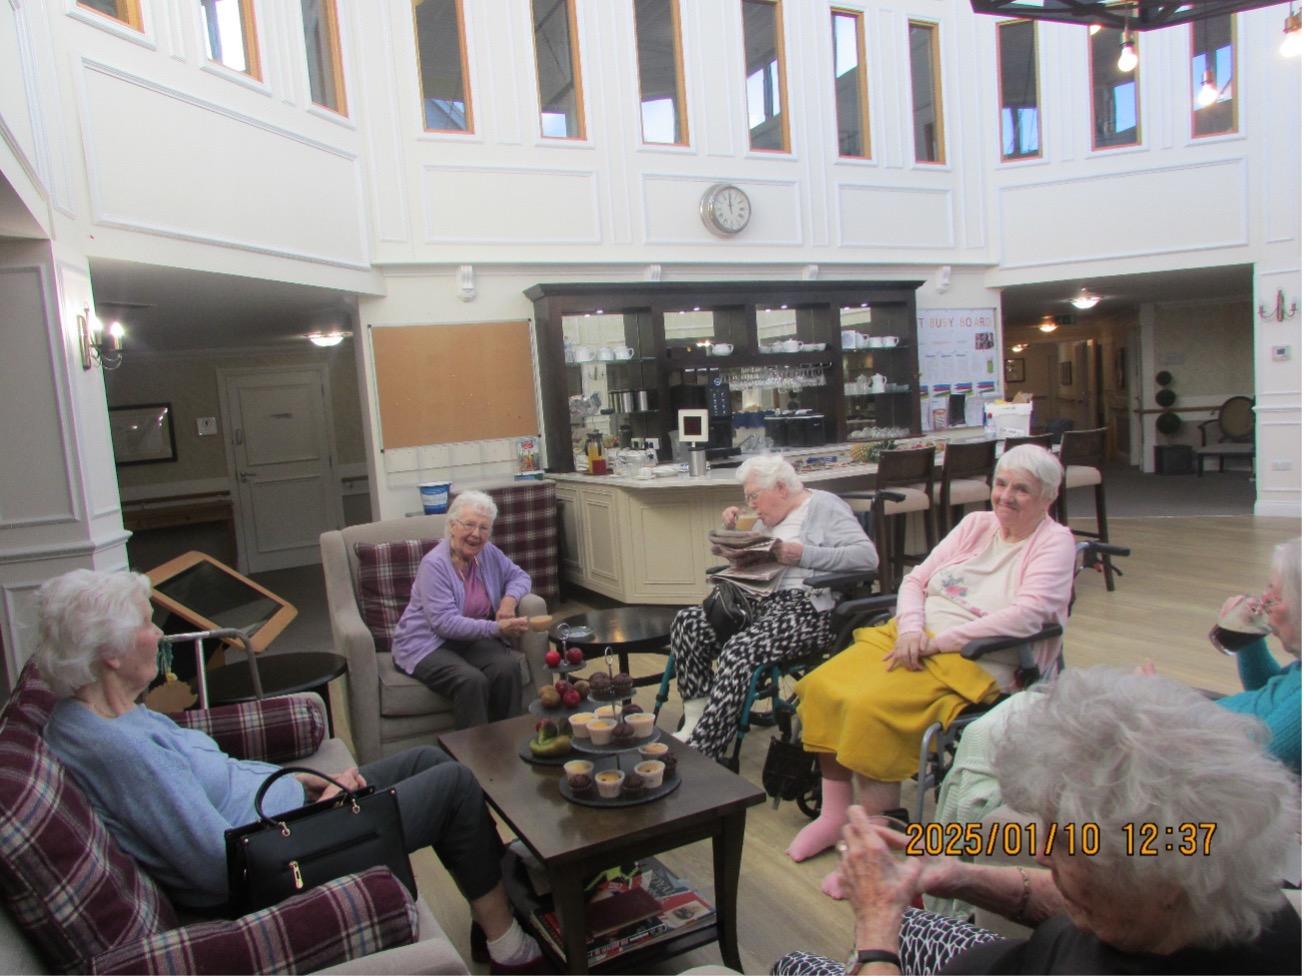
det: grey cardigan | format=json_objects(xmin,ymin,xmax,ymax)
[{"xmin": 763, "ymin": 488, "xmax": 878, "ymax": 611}]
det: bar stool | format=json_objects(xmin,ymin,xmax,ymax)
[
  {"xmin": 1057, "ymin": 427, "xmax": 1114, "ymax": 591},
  {"xmin": 936, "ymin": 439, "xmax": 997, "ymax": 536},
  {"xmin": 842, "ymin": 446, "xmax": 936, "ymax": 593}
]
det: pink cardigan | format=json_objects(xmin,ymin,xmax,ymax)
[{"xmin": 895, "ymin": 511, "xmax": 1077, "ymax": 675}]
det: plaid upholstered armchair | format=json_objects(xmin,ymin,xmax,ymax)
[
  {"xmin": 319, "ymin": 514, "xmax": 550, "ymax": 765},
  {"xmin": 0, "ymin": 661, "xmax": 466, "ymax": 975}
]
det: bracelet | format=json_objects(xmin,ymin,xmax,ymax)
[
  {"xmin": 1013, "ymin": 866, "xmax": 1031, "ymax": 922},
  {"xmin": 845, "ymin": 948, "xmax": 901, "ymax": 974}
]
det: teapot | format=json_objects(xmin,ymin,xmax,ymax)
[{"xmin": 870, "ymin": 373, "xmax": 887, "ymax": 394}]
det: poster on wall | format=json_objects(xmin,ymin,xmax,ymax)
[{"xmin": 916, "ymin": 309, "xmax": 999, "ymax": 431}]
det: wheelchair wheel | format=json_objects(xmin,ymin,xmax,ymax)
[{"xmin": 796, "ymin": 778, "xmax": 821, "ymax": 819}]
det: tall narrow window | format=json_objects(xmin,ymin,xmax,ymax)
[
  {"xmin": 907, "ymin": 21, "xmax": 944, "ymax": 163},
  {"xmin": 742, "ymin": 0, "xmax": 789, "ymax": 152},
  {"xmin": 1192, "ymin": 14, "xmax": 1236, "ymax": 137},
  {"xmin": 1090, "ymin": 27, "xmax": 1140, "ymax": 149},
  {"xmin": 532, "ymin": 0, "xmax": 585, "ymax": 139},
  {"xmin": 302, "ymin": 0, "xmax": 346, "ymax": 114},
  {"xmin": 200, "ymin": 0, "xmax": 261, "ymax": 79},
  {"xmin": 635, "ymin": 0, "xmax": 688, "ymax": 145},
  {"xmin": 78, "ymin": 0, "xmax": 142, "ymax": 30},
  {"xmin": 997, "ymin": 20, "xmax": 1040, "ymax": 160},
  {"xmin": 831, "ymin": 8, "xmax": 870, "ymax": 158},
  {"xmin": 413, "ymin": 0, "xmax": 473, "ymax": 132}
]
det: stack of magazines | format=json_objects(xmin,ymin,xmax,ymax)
[{"xmin": 707, "ymin": 528, "xmax": 785, "ymax": 595}]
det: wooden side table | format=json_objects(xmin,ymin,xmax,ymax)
[{"xmin": 204, "ymin": 651, "xmax": 347, "ymax": 735}]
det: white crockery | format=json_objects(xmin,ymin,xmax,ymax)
[
  {"xmin": 597, "ymin": 346, "xmax": 614, "ymax": 361},
  {"xmin": 613, "ymin": 345, "xmax": 635, "ymax": 360},
  {"xmin": 573, "ymin": 345, "xmax": 595, "ymax": 362},
  {"xmin": 711, "ymin": 343, "xmax": 734, "ymax": 356}
]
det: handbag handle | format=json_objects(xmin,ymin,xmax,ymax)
[{"xmin": 253, "ymin": 766, "xmax": 359, "ymax": 826}]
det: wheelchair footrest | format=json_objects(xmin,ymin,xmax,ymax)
[{"xmin": 761, "ymin": 735, "xmax": 819, "ymax": 802}]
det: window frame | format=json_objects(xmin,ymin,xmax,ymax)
[
  {"xmin": 200, "ymin": 0, "xmax": 263, "ymax": 81},
  {"xmin": 907, "ymin": 18, "xmax": 946, "ymax": 165},
  {"xmin": 302, "ymin": 0, "xmax": 347, "ymax": 116},
  {"xmin": 633, "ymin": 0, "xmax": 689, "ymax": 147},
  {"xmin": 76, "ymin": 0, "xmax": 143, "ymax": 31},
  {"xmin": 1088, "ymin": 26, "xmax": 1141, "ymax": 151},
  {"xmin": 412, "ymin": 0, "xmax": 475, "ymax": 135},
  {"xmin": 830, "ymin": 6, "xmax": 871, "ymax": 160},
  {"xmin": 532, "ymin": 0, "xmax": 587, "ymax": 141},
  {"xmin": 741, "ymin": 0, "xmax": 791, "ymax": 154},
  {"xmin": 1189, "ymin": 15, "xmax": 1237, "ymax": 140},
  {"xmin": 996, "ymin": 18, "xmax": 1041, "ymax": 162}
]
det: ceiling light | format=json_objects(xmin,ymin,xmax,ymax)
[
  {"xmin": 1196, "ymin": 69, "xmax": 1218, "ymax": 108},
  {"xmin": 970, "ymin": 3, "xmax": 1286, "ymax": 32},
  {"xmin": 1088, "ymin": 22, "xmax": 1101, "ymax": 35},
  {"xmin": 1117, "ymin": 30, "xmax": 1138, "ymax": 72},
  {"xmin": 1010, "ymin": 343, "xmax": 1027, "ymax": 353},
  {"xmin": 1283, "ymin": 4, "xmax": 1302, "ymax": 56},
  {"xmin": 307, "ymin": 331, "xmax": 346, "ymax": 347},
  {"xmin": 1038, "ymin": 316, "xmax": 1058, "ymax": 334},
  {"xmin": 1070, "ymin": 288, "xmax": 1101, "ymax": 310}
]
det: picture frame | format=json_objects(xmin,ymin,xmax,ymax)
[
  {"xmin": 1059, "ymin": 361, "xmax": 1073, "ymax": 387},
  {"xmin": 1004, "ymin": 358, "xmax": 1026, "ymax": 383},
  {"xmin": 108, "ymin": 403, "xmax": 177, "ymax": 466}
]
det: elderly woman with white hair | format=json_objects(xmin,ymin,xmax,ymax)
[
  {"xmin": 392, "ymin": 489, "xmax": 531, "ymax": 730},
  {"xmin": 787, "ymin": 445, "xmax": 1074, "ymax": 887},
  {"xmin": 37, "ymin": 569, "xmax": 544, "ymax": 970},
  {"xmin": 774, "ymin": 667, "xmax": 1301, "ymax": 975},
  {"xmin": 670, "ymin": 454, "xmax": 877, "ymax": 762}
]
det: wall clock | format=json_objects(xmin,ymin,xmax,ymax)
[{"xmin": 700, "ymin": 183, "xmax": 752, "ymax": 237}]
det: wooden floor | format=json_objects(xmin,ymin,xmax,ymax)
[{"xmin": 332, "ymin": 513, "xmax": 1300, "ymax": 975}]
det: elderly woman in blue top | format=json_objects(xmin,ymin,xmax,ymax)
[
  {"xmin": 671, "ymin": 454, "xmax": 877, "ymax": 762},
  {"xmin": 392, "ymin": 490, "xmax": 531, "ymax": 730},
  {"xmin": 37, "ymin": 568, "xmax": 543, "ymax": 970}
]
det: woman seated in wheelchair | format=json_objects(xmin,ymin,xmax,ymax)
[
  {"xmin": 788, "ymin": 444, "xmax": 1074, "ymax": 895},
  {"xmin": 671, "ymin": 454, "xmax": 877, "ymax": 763}
]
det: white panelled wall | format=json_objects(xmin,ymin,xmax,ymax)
[{"xmin": 0, "ymin": 0, "xmax": 1299, "ymax": 679}]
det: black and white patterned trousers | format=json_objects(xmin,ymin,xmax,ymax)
[
  {"xmin": 772, "ymin": 906, "xmax": 1001, "ymax": 976},
  {"xmin": 672, "ymin": 589, "xmax": 833, "ymax": 761}
]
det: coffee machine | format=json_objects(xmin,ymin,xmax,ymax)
[{"xmin": 670, "ymin": 371, "xmax": 736, "ymax": 460}]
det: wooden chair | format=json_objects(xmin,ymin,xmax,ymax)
[
  {"xmin": 842, "ymin": 447, "xmax": 936, "ymax": 593},
  {"xmin": 1196, "ymin": 395, "xmax": 1255, "ymax": 477},
  {"xmin": 1056, "ymin": 427, "xmax": 1115, "ymax": 591},
  {"xmin": 937, "ymin": 439, "xmax": 997, "ymax": 536},
  {"xmin": 1002, "ymin": 433, "xmax": 1054, "ymax": 450}
]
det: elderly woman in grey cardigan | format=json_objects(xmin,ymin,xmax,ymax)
[{"xmin": 671, "ymin": 454, "xmax": 877, "ymax": 761}]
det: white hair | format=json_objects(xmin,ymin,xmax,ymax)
[
  {"xmin": 994, "ymin": 444, "xmax": 1062, "ymax": 501},
  {"xmin": 736, "ymin": 454, "xmax": 803, "ymax": 493},
  {"xmin": 445, "ymin": 489, "xmax": 498, "ymax": 539},
  {"xmin": 34, "ymin": 569, "xmax": 153, "ymax": 698},
  {"xmin": 1271, "ymin": 538, "xmax": 1301, "ymax": 654},
  {"xmin": 996, "ymin": 666, "xmax": 1301, "ymax": 948}
]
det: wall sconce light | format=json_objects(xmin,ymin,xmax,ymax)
[
  {"xmin": 1037, "ymin": 315, "xmax": 1058, "ymax": 334},
  {"xmin": 78, "ymin": 306, "xmax": 124, "ymax": 370},
  {"xmin": 1282, "ymin": 3, "xmax": 1302, "ymax": 57},
  {"xmin": 1117, "ymin": 26, "xmax": 1138, "ymax": 72},
  {"xmin": 1257, "ymin": 289, "xmax": 1298, "ymax": 322},
  {"xmin": 1070, "ymin": 288, "xmax": 1100, "ymax": 310}
]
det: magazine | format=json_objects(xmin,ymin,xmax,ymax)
[{"xmin": 529, "ymin": 857, "xmax": 716, "ymax": 968}]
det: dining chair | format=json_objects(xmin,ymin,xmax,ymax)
[
  {"xmin": 937, "ymin": 439, "xmax": 997, "ymax": 536},
  {"xmin": 1002, "ymin": 433, "xmax": 1055, "ymax": 450},
  {"xmin": 1056, "ymin": 427, "xmax": 1115, "ymax": 591},
  {"xmin": 842, "ymin": 446, "xmax": 937, "ymax": 593}
]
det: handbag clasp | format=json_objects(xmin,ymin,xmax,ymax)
[{"xmin": 278, "ymin": 821, "xmax": 291, "ymax": 837}]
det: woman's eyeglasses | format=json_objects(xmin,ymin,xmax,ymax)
[
  {"xmin": 743, "ymin": 489, "xmax": 763, "ymax": 506},
  {"xmin": 454, "ymin": 519, "xmax": 492, "ymax": 535}
]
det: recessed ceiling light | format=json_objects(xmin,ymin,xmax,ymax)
[
  {"xmin": 1070, "ymin": 288, "xmax": 1100, "ymax": 310},
  {"xmin": 307, "ymin": 331, "xmax": 348, "ymax": 347}
]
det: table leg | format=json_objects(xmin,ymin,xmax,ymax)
[
  {"xmin": 551, "ymin": 864, "xmax": 591, "ymax": 974},
  {"xmin": 711, "ymin": 811, "xmax": 747, "ymax": 973}
]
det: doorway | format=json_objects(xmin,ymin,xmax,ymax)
[{"xmin": 218, "ymin": 366, "xmax": 342, "ymax": 573}]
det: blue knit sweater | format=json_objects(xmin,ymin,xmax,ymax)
[
  {"xmin": 1216, "ymin": 638, "xmax": 1301, "ymax": 773},
  {"xmin": 44, "ymin": 700, "xmax": 304, "ymax": 908}
]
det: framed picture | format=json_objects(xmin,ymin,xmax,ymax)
[
  {"xmin": 1059, "ymin": 361, "xmax": 1073, "ymax": 387},
  {"xmin": 108, "ymin": 403, "xmax": 177, "ymax": 465},
  {"xmin": 1004, "ymin": 358, "xmax": 1026, "ymax": 383}
]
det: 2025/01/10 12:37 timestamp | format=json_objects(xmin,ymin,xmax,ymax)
[{"xmin": 903, "ymin": 821, "xmax": 1216, "ymax": 857}]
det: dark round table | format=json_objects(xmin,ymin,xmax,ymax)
[
  {"xmin": 548, "ymin": 606, "xmax": 683, "ymax": 688},
  {"xmin": 205, "ymin": 651, "xmax": 347, "ymax": 735}
]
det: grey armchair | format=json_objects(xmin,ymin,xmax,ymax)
[{"xmin": 320, "ymin": 515, "xmax": 549, "ymax": 765}]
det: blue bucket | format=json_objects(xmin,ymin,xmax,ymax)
[{"xmin": 419, "ymin": 481, "xmax": 451, "ymax": 515}]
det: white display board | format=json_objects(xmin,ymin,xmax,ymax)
[{"xmin": 916, "ymin": 309, "xmax": 1000, "ymax": 431}]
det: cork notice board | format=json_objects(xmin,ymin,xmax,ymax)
[{"xmin": 372, "ymin": 321, "xmax": 538, "ymax": 449}]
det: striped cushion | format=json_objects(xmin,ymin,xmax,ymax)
[
  {"xmin": 354, "ymin": 539, "xmax": 440, "ymax": 651},
  {"xmin": 169, "ymin": 695, "xmax": 326, "ymax": 764},
  {"xmin": 0, "ymin": 695, "xmax": 179, "ymax": 973},
  {"xmin": 90, "ymin": 867, "xmax": 417, "ymax": 975},
  {"xmin": 460, "ymin": 483, "xmax": 559, "ymax": 606}
]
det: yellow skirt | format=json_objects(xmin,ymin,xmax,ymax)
[{"xmin": 794, "ymin": 619, "xmax": 999, "ymax": 781}]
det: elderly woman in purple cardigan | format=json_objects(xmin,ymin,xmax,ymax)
[{"xmin": 392, "ymin": 490, "xmax": 531, "ymax": 729}]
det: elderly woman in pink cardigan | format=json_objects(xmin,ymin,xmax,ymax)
[{"xmin": 786, "ymin": 444, "xmax": 1075, "ymax": 896}]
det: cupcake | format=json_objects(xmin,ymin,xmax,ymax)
[
  {"xmin": 611, "ymin": 672, "xmax": 634, "ymax": 698},
  {"xmin": 611, "ymin": 720, "xmax": 636, "ymax": 745},
  {"xmin": 622, "ymin": 770, "xmax": 647, "ymax": 797},
  {"xmin": 589, "ymin": 671, "xmax": 612, "ymax": 698},
  {"xmin": 662, "ymin": 751, "xmax": 678, "ymax": 778},
  {"xmin": 567, "ymin": 773, "xmax": 594, "ymax": 796}
]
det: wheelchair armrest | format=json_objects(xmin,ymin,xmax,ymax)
[
  {"xmin": 833, "ymin": 594, "xmax": 899, "ymax": 621},
  {"xmin": 1076, "ymin": 541, "xmax": 1130, "ymax": 562},
  {"xmin": 806, "ymin": 568, "xmax": 877, "ymax": 592},
  {"xmin": 960, "ymin": 623, "xmax": 1063, "ymax": 661},
  {"xmin": 839, "ymin": 490, "xmax": 906, "ymax": 504}
]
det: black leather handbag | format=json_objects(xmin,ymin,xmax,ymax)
[
  {"xmin": 224, "ymin": 766, "xmax": 416, "ymax": 915},
  {"xmin": 702, "ymin": 580, "xmax": 757, "ymax": 642}
]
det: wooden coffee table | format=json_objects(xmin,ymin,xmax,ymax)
[{"xmin": 439, "ymin": 715, "xmax": 764, "ymax": 974}]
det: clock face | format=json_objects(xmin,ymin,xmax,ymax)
[{"xmin": 701, "ymin": 184, "xmax": 751, "ymax": 236}]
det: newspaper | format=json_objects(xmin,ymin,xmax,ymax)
[{"xmin": 707, "ymin": 529, "xmax": 785, "ymax": 596}]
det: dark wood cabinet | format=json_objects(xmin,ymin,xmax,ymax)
[{"xmin": 526, "ymin": 281, "xmax": 922, "ymax": 472}]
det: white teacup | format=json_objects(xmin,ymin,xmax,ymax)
[
  {"xmin": 781, "ymin": 339, "xmax": 801, "ymax": 353},
  {"xmin": 573, "ymin": 345, "xmax": 594, "ymax": 362},
  {"xmin": 597, "ymin": 346, "xmax": 615, "ymax": 361},
  {"xmin": 841, "ymin": 329, "xmax": 859, "ymax": 350},
  {"xmin": 881, "ymin": 336, "xmax": 900, "ymax": 348},
  {"xmin": 867, "ymin": 336, "xmax": 885, "ymax": 348},
  {"xmin": 613, "ymin": 346, "xmax": 635, "ymax": 360},
  {"xmin": 711, "ymin": 343, "xmax": 734, "ymax": 356}
]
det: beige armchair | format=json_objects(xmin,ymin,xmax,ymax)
[{"xmin": 320, "ymin": 515, "xmax": 549, "ymax": 765}]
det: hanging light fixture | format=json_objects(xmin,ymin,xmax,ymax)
[
  {"xmin": 1070, "ymin": 288, "xmax": 1101, "ymax": 310},
  {"xmin": 1117, "ymin": 25, "xmax": 1139, "ymax": 72},
  {"xmin": 969, "ymin": 3, "xmax": 1286, "ymax": 32},
  {"xmin": 1196, "ymin": 68, "xmax": 1218, "ymax": 107},
  {"xmin": 1283, "ymin": 3, "xmax": 1303, "ymax": 56},
  {"xmin": 1038, "ymin": 316, "xmax": 1058, "ymax": 334}
]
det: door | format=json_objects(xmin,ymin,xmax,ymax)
[{"xmin": 222, "ymin": 367, "xmax": 342, "ymax": 573}]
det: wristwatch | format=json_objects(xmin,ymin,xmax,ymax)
[{"xmin": 845, "ymin": 948, "xmax": 901, "ymax": 974}]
